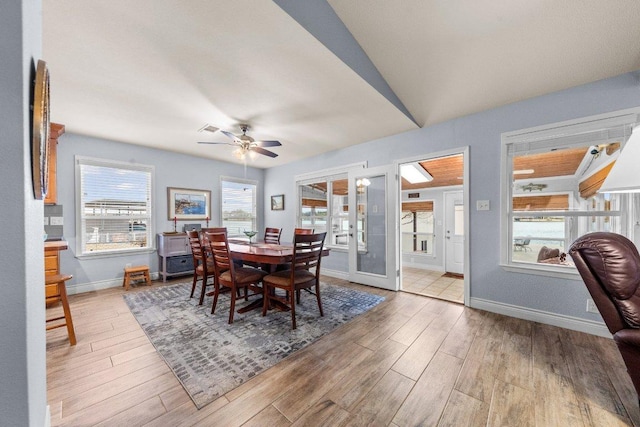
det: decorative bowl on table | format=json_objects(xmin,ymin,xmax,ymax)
[{"xmin": 243, "ymin": 230, "xmax": 258, "ymax": 244}]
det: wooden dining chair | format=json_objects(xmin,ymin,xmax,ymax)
[
  {"xmin": 294, "ymin": 228, "xmax": 314, "ymax": 235},
  {"xmin": 200, "ymin": 227, "xmax": 227, "ymax": 258},
  {"xmin": 187, "ymin": 229, "xmax": 215, "ymax": 305},
  {"xmin": 45, "ymin": 273, "xmax": 76, "ymax": 345},
  {"xmin": 205, "ymin": 231, "xmax": 267, "ymax": 323},
  {"xmin": 262, "ymin": 232, "xmax": 327, "ymax": 329},
  {"xmin": 264, "ymin": 227, "xmax": 282, "ymax": 244}
]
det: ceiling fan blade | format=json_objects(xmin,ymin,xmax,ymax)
[
  {"xmin": 197, "ymin": 141, "xmax": 236, "ymax": 146},
  {"xmin": 252, "ymin": 147, "xmax": 278, "ymax": 158},
  {"xmin": 256, "ymin": 140, "xmax": 282, "ymax": 147},
  {"xmin": 220, "ymin": 130, "xmax": 238, "ymax": 141}
]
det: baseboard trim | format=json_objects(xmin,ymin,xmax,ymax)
[
  {"xmin": 67, "ymin": 272, "xmax": 161, "ymax": 295},
  {"xmin": 45, "ymin": 404, "xmax": 51, "ymax": 427},
  {"xmin": 321, "ymin": 268, "xmax": 349, "ymax": 280},
  {"xmin": 469, "ymin": 297, "xmax": 611, "ymax": 338}
]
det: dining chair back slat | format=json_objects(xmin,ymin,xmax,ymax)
[
  {"xmin": 264, "ymin": 227, "xmax": 282, "ymax": 244},
  {"xmin": 201, "ymin": 227, "xmax": 226, "ymax": 248},
  {"xmin": 262, "ymin": 232, "xmax": 327, "ymax": 329},
  {"xmin": 294, "ymin": 228, "xmax": 314, "ymax": 235},
  {"xmin": 205, "ymin": 230, "xmax": 267, "ymax": 323},
  {"xmin": 187, "ymin": 229, "xmax": 215, "ymax": 305}
]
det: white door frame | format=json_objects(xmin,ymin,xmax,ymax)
[{"xmin": 394, "ymin": 147, "xmax": 470, "ymax": 305}]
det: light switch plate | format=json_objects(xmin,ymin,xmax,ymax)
[{"xmin": 476, "ymin": 200, "xmax": 490, "ymax": 211}]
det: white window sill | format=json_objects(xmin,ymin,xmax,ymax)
[
  {"xmin": 500, "ymin": 262, "xmax": 583, "ymax": 281},
  {"xmin": 76, "ymin": 247, "xmax": 156, "ymax": 260}
]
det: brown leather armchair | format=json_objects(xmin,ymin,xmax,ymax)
[{"xmin": 569, "ymin": 232, "xmax": 640, "ymax": 404}]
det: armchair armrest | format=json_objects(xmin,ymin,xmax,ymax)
[{"xmin": 614, "ymin": 328, "xmax": 640, "ymax": 347}]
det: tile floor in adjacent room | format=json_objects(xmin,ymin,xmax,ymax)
[{"xmin": 402, "ymin": 266, "xmax": 464, "ymax": 304}]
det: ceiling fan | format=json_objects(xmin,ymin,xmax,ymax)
[{"xmin": 197, "ymin": 124, "xmax": 282, "ymax": 159}]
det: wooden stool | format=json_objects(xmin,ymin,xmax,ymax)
[
  {"xmin": 123, "ymin": 265, "xmax": 151, "ymax": 291},
  {"xmin": 45, "ymin": 274, "xmax": 76, "ymax": 346}
]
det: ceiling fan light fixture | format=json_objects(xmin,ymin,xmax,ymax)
[
  {"xmin": 401, "ymin": 163, "xmax": 433, "ymax": 184},
  {"xmin": 356, "ymin": 178, "xmax": 371, "ymax": 187},
  {"xmin": 233, "ymin": 147, "xmax": 246, "ymax": 160},
  {"xmin": 197, "ymin": 123, "xmax": 281, "ymax": 159}
]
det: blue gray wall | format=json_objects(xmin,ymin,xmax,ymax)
[
  {"xmin": 264, "ymin": 71, "xmax": 640, "ymax": 324},
  {"xmin": 0, "ymin": 0, "xmax": 48, "ymax": 425},
  {"xmin": 56, "ymin": 134, "xmax": 265, "ymax": 289}
]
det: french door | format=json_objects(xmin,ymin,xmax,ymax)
[{"xmin": 347, "ymin": 165, "xmax": 398, "ymax": 290}]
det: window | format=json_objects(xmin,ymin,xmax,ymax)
[
  {"xmin": 76, "ymin": 156, "xmax": 153, "ymax": 256},
  {"xmin": 501, "ymin": 109, "xmax": 640, "ymax": 272},
  {"xmin": 298, "ymin": 175, "xmax": 349, "ymax": 247},
  {"xmin": 401, "ymin": 201, "xmax": 435, "ymax": 255},
  {"xmin": 296, "ymin": 163, "xmax": 366, "ymax": 248},
  {"xmin": 221, "ymin": 177, "xmax": 257, "ymax": 237}
]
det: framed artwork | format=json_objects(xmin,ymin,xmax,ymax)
[
  {"xmin": 167, "ymin": 187, "xmax": 211, "ymax": 220},
  {"xmin": 271, "ymin": 194, "xmax": 284, "ymax": 211}
]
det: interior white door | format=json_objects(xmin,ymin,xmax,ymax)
[
  {"xmin": 444, "ymin": 190, "xmax": 464, "ymax": 275},
  {"xmin": 348, "ymin": 165, "xmax": 398, "ymax": 290}
]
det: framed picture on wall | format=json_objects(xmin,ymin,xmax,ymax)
[
  {"xmin": 167, "ymin": 187, "xmax": 211, "ymax": 220},
  {"xmin": 271, "ymin": 194, "xmax": 284, "ymax": 211}
]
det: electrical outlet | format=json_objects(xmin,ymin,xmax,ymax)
[
  {"xmin": 586, "ymin": 299, "xmax": 599, "ymax": 313},
  {"xmin": 125, "ymin": 263, "xmax": 132, "ymax": 269},
  {"xmin": 50, "ymin": 216, "xmax": 64, "ymax": 226}
]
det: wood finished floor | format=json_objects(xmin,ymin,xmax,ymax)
[{"xmin": 46, "ymin": 276, "xmax": 640, "ymax": 426}]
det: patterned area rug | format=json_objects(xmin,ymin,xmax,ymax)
[{"xmin": 123, "ymin": 281, "xmax": 384, "ymax": 409}]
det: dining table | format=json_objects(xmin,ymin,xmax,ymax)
[{"xmin": 226, "ymin": 238, "xmax": 330, "ymax": 313}]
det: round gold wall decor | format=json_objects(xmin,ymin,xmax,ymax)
[{"xmin": 32, "ymin": 59, "xmax": 50, "ymax": 200}]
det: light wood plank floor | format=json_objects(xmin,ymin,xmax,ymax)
[{"xmin": 46, "ymin": 276, "xmax": 640, "ymax": 426}]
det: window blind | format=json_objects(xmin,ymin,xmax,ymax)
[
  {"xmin": 221, "ymin": 178, "xmax": 257, "ymax": 236},
  {"xmin": 76, "ymin": 156, "xmax": 153, "ymax": 255}
]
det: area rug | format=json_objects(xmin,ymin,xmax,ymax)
[{"xmin": 123, "ymin": 281, "xmax": 384, "ymax": 409}]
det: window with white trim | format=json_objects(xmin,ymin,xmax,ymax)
[
  {"xmin": 76, "ymin": 156, "xmax": 153, "ymax": 256},
  {"xmin": 298, "ymin": 175, "xmax": 350, "ymax": 247},
  {"xmin": 221, "ymin": 177, "xmax": 257, "ymax": 237},
  {"xmin": 295, "ymin": 163, "xmax": 367, "ymax": 249},
  {"xmin": 401, "ymin": 201, "xmax": 435, "ymax": 255},
  {"xmin": 501, "ymin": 109, "xmax": 640, "ymax": 271}
]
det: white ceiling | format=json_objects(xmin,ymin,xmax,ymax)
[{"xmin": 43, "ymin": 1, "xmax": 640, "ymax": 168}]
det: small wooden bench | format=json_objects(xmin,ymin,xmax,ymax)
[{"xmin": 123, "ymin": 265, "xmax": 151, "ymax": 291}]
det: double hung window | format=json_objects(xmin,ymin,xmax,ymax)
[
  {"xmin": 501, "ymin": 109, "xmax": 640, "ymax": 272},
  {"xmin": 76, "ymin": 156, "xmax": 153, "ymax": 256},
  {"xmin": 221, "ymin": 177, "xmax": 257, "ymax": 237},
  {"xmin": 401, "ymin": 202, "xmax": 435, "ymax": 255}
]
